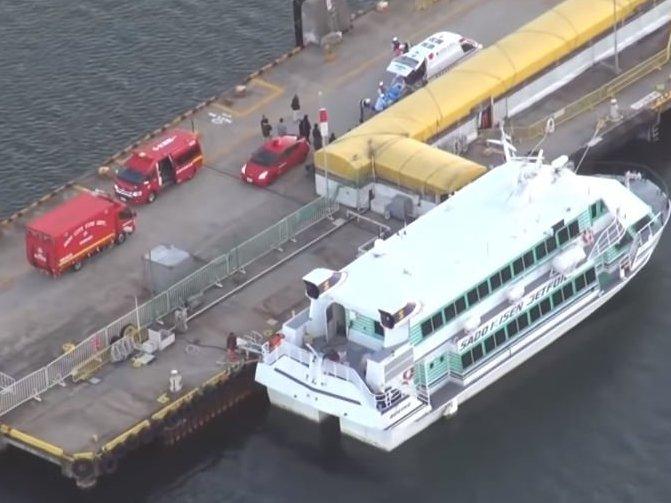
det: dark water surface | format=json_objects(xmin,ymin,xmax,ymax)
[{"xmin": 2, "ymin": 1, "xmax": 671, "ymax": 502}]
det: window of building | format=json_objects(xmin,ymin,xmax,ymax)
[
  {"xmin": 540, "ymin": 298, "xmax": 551, "ymax": 315},
  {"xmin": 472, "ymin": 344, "xmax": 484, "ymax": 362},
  {"xmin": 461, "ymin": 351, "xmax": 473, "ymax": 370},
  {"xmin": 523, "ymin": 251, "xmax": 534, "ymax": 268},
  {"xmin": 477, "ymin": 281, "xmax": 489, "ymax": 299},
  {"xmin": 586, "ymin": 268, "xmax": 596, "ymax": 284},
  {"xmin": 495, "ymin": 328, "xmax": 506, "ymax": 345},
  {"xmin": 575, "ymin": 274, "xmax": 586, "ymax": 292},
  {"xmin": 545, "ymin": 236, "xmax": 557, "ymax": 253},
  {"xmin": 432, "ymin": 312, "xmax": 444, "ymax": 331},
  {"xmin": 501, "ymin": 266, "xmax": 512, "ymax": 283},
  {"xmin": 517, "ymin": 312, "xmax": 529, "ymax": 331},
  {"xmin": 513, "ymin": 258, "xmax": 524, "ymax": 275},
  {"xmin": 557, "ymin": 227, "xmax": 569, "ymax": 245},
  {"xmin": 562, "ymin": 283, "xmax": 574, "ymax": 300},
  {"xmin": 421, "ymin": 319, "xmax": 433, "ymax": 337},
  {"xmin": 444, "ymin": 303, "xmax": 456, "ymax": 322},
  {"xmin": 484, "ymin": 336, "xmax": 495, "ymax": 353},
  {"xmin": 552, "ymin": 290, "xmax": 563, "ymax": 307},
  {"xmin": 467, "ymin": 288, "xmax": 479, "ymax": 306},
  {"xmin": 507, "ymin": 319, "xmax": 519, "ymax": 338},
  {"xmin": 530, "ymin": 305, "xmax": 541, "ymax": 323},
  {"xmin": 535, "ymin": 242, "xmax": 547, "ymax": 260},
  {"xmin": 490, "ymin": 272, "xmax": 502, "ymax": 290},
  {"xmin": 374, "ymin": 321, "xmax": 384, "ymax": 336},
  {"xmin": 568, "ymin": 221, "xmax": 580, "ymax": 238}
]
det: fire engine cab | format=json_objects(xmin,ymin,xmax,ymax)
[{"xmin": 114, "ymin": 129, "xmax": 203, "ymax": 204}]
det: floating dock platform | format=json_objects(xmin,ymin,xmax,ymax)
[{"xmin": 1, "ymin": 0, "xmax": 671, "ymax": 488}]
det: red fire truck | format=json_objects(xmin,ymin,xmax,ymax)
[
  {"xmin": 25, "ymin": 191, "xmax": 136, "ymax": 275},
  {"xmin": 114, "ymin": 129, "xmax": 203, "ymax": 204}
]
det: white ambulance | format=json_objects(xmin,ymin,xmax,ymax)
[{"xmin": 386, "ymin": 31, "xmax": 482, "ymax": 88}]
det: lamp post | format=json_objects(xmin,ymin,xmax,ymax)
[{"xmin": 613, "ymin": 0, "xmax": 620, "ymax": 74}]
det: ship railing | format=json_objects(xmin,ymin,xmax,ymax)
[
  {"xmin": 263, "ymin": 340, "xmax": 400, "ymax": 411},
  {"xmin": 588, "ymin": 218, "xmax": 625, "ymax": 261},
  {"xmin": 0, "ymin": 196, "xmax": 339, "ymax": 418}
]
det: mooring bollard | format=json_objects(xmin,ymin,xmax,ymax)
[{"xmin": 169, "ymin": 369, "xmax": 183, "ymax": 394}]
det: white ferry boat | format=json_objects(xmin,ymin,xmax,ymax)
[{"xmin": 255, "ymin": 142, "xmax": 670, "ymax": 451}]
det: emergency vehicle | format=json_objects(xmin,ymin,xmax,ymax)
[
  {"xmin": 114, "ymin": 129, "xmax": 203, "ymax": 204},
  {"xmin": 386, "ymin": 31, "xmax": 481, "ymax": 88},
  {"xmin": 26, "ymin": 191, "xmax": 136, "ymax": 275}
]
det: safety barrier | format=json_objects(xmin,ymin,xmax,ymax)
[
  {"xmin": 0, "ymin": 196, "xmax": 338, "ymax": 417},
  {"xmin": 508, "ymin": 36, "xmax": 671, "ymax": 142}
]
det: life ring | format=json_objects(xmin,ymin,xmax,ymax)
[{"xmin": 402, "ymin": 368, "xmax": 414, "ymax": 382}]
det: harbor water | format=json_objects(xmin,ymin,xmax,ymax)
[{"xmin": 1, "ymin": 1, "xmax": 671, "ymax": 501}]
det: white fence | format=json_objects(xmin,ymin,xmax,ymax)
[{"xmin": 0, "ymin": 196, "xmax": 338, "ymax": 417}]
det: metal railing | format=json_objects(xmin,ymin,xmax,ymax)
[
  {"xmin": 588, "ymin": 218, "xmax": 625, "ymax": 261},
  {"xmin": 0, "ymin": 196, "xmax": 338, "ymax": 417},
  {"xmin": 506, "ymin": 35, "xmax": 671, "ymax": 142}
]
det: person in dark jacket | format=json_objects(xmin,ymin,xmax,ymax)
[
  {"xmin": 328, "ymin": 132, "xmax": 336, "ymax": 144},
  {"xmin": 291, "ymin": 94, "xmax": 301, "ymax": 122},
  {"xmin": 260, "ymin": 115, "xmax": 272, "ymax": 138},
  {"xmin": 299, "ymin": 115, "xmax": 311, "ymax": 141},
  {"xmin": 312, "ymin": 124, "xmax": 323, "ymax": 150}
]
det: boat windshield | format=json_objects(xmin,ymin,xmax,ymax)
[
  {"xmin": 117, "ymin": 168, "xmax": 145, "ymax": 185},
  {"xmin": 251, "ymin": 147, "xmax": 280, "ymax": 167}
]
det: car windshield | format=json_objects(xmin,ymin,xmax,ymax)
[
  {"xmin": 117, "ymin": 167, "xmax": 145, "ymax": 185},
  {"xmin": 251, "ymin": 147, "xmax": 280, "ymax": 167},
  {"xmin": 394, "ymin": 55, "xmax": 420, "ymax": 69}
]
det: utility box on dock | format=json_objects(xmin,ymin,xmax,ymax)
[{"xmin": 143, "ymin": 244, "xmax": 199, "ymax": 295}]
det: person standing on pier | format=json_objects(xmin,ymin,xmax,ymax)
[
  {"xmin": 392, "ymin": 36, "xmax": 401, "ymax": 56},
  {"xmin": 291, "ymin": 94, "xmax": 301, "ymax": 123},
  {"xmin": 299, "ymin": 115, "xmax": 311, "ymax": 142},
  {"xmin": 359, "ymin": 97, "xmax": 371, "ymax": 124},
  {"xmin": 260, "ymin": 115, "xmax": 272, "ymax": 138},
  {"xmin": 328, "ymin": 132, "xmax": 336, "ymax": 144},
  {"xmin": 277, "ymin": 117, "xmax": 287, "ymax": 136},
  {"xmin": 312, "ymin": 123, "xmax": 323, "ymax": 151}
]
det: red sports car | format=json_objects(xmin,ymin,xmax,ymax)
[{"xmin": 241, "ymin": 135, "xmax": 310, "ymax": 186}]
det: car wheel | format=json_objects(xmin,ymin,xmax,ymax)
[
  {"xmin": 72, "ymin": 261, "xmax": 83, "ymax": 272},
  {"xmin": 147, "ymin": 192, "xmax": 156, "ymax": 203},
  {"xmin": 116, "ymin": 233, "xmax": 126, "ymax": 245}
]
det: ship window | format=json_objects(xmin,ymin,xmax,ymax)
[
  {"xmin": 490, "ymin": 272, "xmax": 502, "ymax": 290},
  {"xmin": 501, "ymin": 266, "xmax": 512, "ymax": 283},
  {"xmin": 432, "ymin": 312, "xmax": 444, "ymax": 331},
  {"xmin": 477, "ymin": 281, "xmax": 489, "ymax": 299},
  {"xmin": 461, "ymin": 351, "xmax": 473, "ymax": 369},
  {"xmin": 540, "ymin": 297, "xmax": 551, "ymax": 315},
  {"xmin": 374, "ymin": 321, "xmax": 384, "ymax": 336},
  {"xmin": 535, "ymin": 242, "xmax": 547, "ymax": 260},
  {"xmin": 467, "ymin": 288, "xmax": 479, "ymax": 306},
  {"xmin": 590, "ymin": 202, "xmax": 598, "ymax": 219},
  {"xmin": 618, "ymin": 231, "xmax": 633, "ymax": 247},
  {"xmin": 575, "ymin": 275, "xmax": 586, "ymax": 291},
  {"xmin": 523, "ymin": 251, "xmax": 534, "ymax": 268},
  {"xmin": 530, "ymin": 305, "xmax": 541, "ymax": 323},
  {"xmin": 421, "ymin": 319, "xmax": 433, "ymax": 337},
  {"xmin": 507, "ymin": 319, "xmax": 519, "ymax": 338},
  {"xmin": 455, "ymin": 297, "xmax": 467, "ymax": 314},
  {"xmin": 484, "ymin": 336, "xmax": 495, "ymax": 353},
  {"xmin": 513, "ymin": 258, "xmax": 524, "ymax": 275},
  {"xmin": 545, "ymin": 236, "xmax": 557, "ymax": 253},
  {"xmin": 440, "ymin": 355, "xmax": 445, "ymax": 362},
  {"xmin": 633, "ymin": 215, "xmax": 651, "ymax": 232},
  {"xmin": 552, "ymin": 290, "xmax": 563, "ymax": 307},
  {"xmin": 472, "ymin": 344, "xmax": 484, "ymax": 362},
  {"xmin": 568, "ymin": 221, "xmax": 580, "ymax": 238},
  {"xmin": 517, "ymin": 312, "xmax": 529, "ymax": 330},
  {"xmin": 444, "ymin": 303, "xmax": 456, "ymax": 322},
  {"xmin": 557, "ymin": 227, "xmax": 569, "ymax": 245},
  {"xmin": 494, "ymin": 328, "xmax": 506, "ymax": 346},
  {"xmin": 586, "ymin": 268, "xmax": 596, "ymax": 284},
  {"xmin": 562, "ymin": 283, "xmax": 574, "ymax": 300},
  {"xmin": 429, "ymin": 362, "xmax": 434, "ymax": 369}
]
